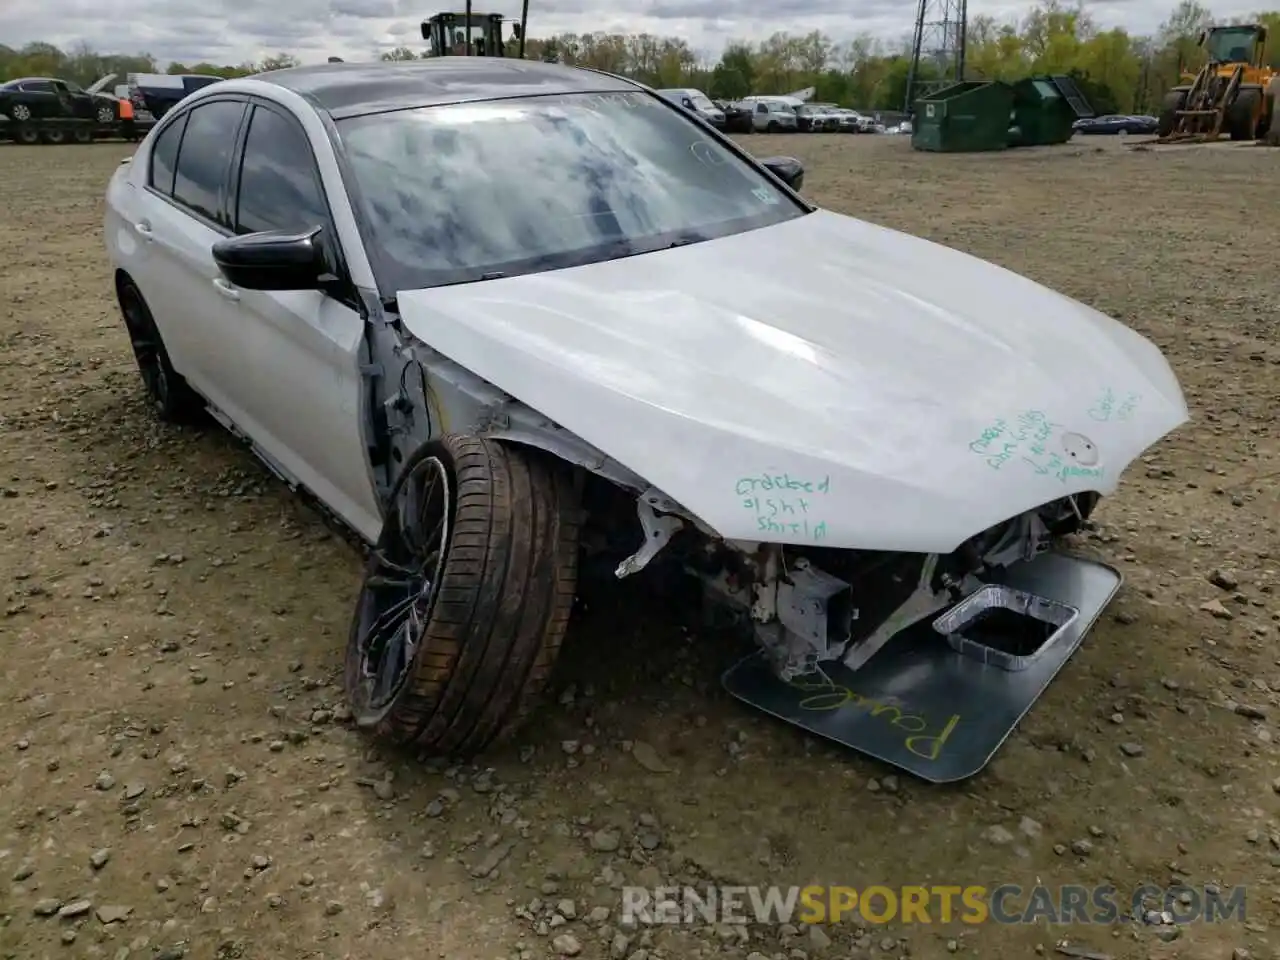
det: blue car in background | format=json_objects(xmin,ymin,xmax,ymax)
[{"xmin": 1073, "ymin": 114, "xmax": 1158, "ymax": 135}]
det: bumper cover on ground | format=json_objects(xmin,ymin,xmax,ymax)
[{"xmin": 722, "ymin": 551, "xmax": 1122, "ymax": 782}]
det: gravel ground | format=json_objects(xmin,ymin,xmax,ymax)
[{"xmin": 1, "ymin": 133, "xmax": 1279, "ymax": 960}]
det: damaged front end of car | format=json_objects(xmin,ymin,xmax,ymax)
[{"xmin": 605, "ymin": 485, "xmax": 1119, "ymax": 782}]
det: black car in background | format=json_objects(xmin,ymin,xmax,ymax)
[
  {"xmin": 716, "ymin": 99, "xmax": 754, "ymax": 134},
  {"xmin": 0, "ymin": 76, "xmax": 118, "ymax": 126},
  {"xmin": 1073, "ymin": 114, "xmax": 1158, "ymax": 135}
]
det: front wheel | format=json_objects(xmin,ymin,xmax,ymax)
[
  {"xmin": 345, "ymin": 435, "xmax": 580, "ymax": 757},
  {"xmin": 1157, "ymin": 90, "xmax": 1186, "ymax": 137}
]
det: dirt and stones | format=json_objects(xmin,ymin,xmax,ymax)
[{"xmin": 1, "ymin": 135, "xmax": 1279, "ymax": 960}]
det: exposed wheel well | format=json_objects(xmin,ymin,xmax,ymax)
[{"xmin": 113, "ymin": 268, "xmax": 134, "ymax": 306}]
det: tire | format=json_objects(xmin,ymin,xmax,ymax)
[
  {"xmin": 41, "ymin": 128, "xmax": 66, "ymax": 144},
  {"xmin": 96, "ymin": 104, "xmax": 115, "ymax": 125},
  {"xmin": 73, "ymin": 127, "xmax": 92, "ymax": 144},
  {"xmin": 1228, "ymin": 89, "xmax": 1261, "ymax": 141},
  {"xmin": 767, "ymin": 120, "xmax": 778, "ymax": 132},
  {"xmin": 10, "ymin": 103, "xmax": 31, "ymax": 122},
  {"xmin": 115, "ymin": 278, "xmax": 204, "ymax": 422},
  {"xmin": 1157, "ymin": 90, "xmax": 1186, "ymax": 137},
  {"xmin": 345, "ymin": 435, "xmax": 580, "ymax": 757},
  {"xmin": 14, "ymin": 127, "xmax": 39, "ymax": 145}
]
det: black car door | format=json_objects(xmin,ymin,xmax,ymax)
[
  {"xmin": 59, "ymin": 81, "xmax": 96, "ymax": 119},
  {"xmin": 47, "ymin": 80, "xmax": 80, "ymax": 118},
  {"xmin": 16, "ymin": 80, "xmax": 57, "ymax": 119}
]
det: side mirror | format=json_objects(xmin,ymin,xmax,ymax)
[
  {"xmin": 211, "ymin": 226, "xmax": 328, "ymax": 292},
  {"xmin": 760, "ymin": 156, "xmax": 803, "ymax": 191},
  {"xmin": 682, "ymin": 98, "xmax": 694, "ymax": 109}
]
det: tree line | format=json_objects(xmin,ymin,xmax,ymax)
[{"xmin": 2, "ymin": 0, "xmax": 1277, "ymax": 115}]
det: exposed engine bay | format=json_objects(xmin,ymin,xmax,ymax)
[{"xmin": 605, "ymin": 487, "xmax": 1098, "ymax": 682}]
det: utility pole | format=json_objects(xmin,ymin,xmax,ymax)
[{"xmin": 904, "ymin": 0, "xmax": 968, "ymax": 115}]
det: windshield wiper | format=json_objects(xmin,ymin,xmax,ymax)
[{"xmin": 666, "ymin": 232, "xmax": 711, "ymax": 249}]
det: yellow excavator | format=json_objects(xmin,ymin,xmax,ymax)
[
  {"xmin": 1157, "ymin": 23, "xmax": 1277, "ymax": 142},
  {"xmin": 421, "ymin": 0, "xmax": 528, "ymax": 58}
]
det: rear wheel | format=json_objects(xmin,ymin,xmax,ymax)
[
  {"xmin": 345, "ymin": 435, "xmax": 580, "ymax": 757},
  {"xmin": 115, "ymin": 279, "xmax": 204, "ymax": 422}
]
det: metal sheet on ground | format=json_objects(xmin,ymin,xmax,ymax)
[{"xmin": 721, "ymin": 552, "xmax": 1122, "ymax": 783}]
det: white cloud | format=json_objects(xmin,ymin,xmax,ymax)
[{"xmin": 0, "ymin": 0, "xmax": 1268, "ymax": 67}]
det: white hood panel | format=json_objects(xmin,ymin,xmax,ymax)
[{"xmin": 397, "ymin": 210, "xmax": 1187, "ymax": 553}]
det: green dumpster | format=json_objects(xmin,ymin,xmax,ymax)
[
  {"xmin": 911, "ymin": 81, "xmax": 1014, "ymax": 152},
  {"xmin": 1008, "ymin": 75, "xmax": 1094, "ymax": 147}
]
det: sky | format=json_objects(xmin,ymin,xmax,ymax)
[{"xmin": 0, "ymin": 0, "xmax": 1268, "ymax": 67}]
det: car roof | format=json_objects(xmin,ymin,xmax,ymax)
[
  {"xmin": 3, "ymin": 77, "xmax": 57, "ymax": 87},
  {"xmin": 255, "ymin": 58, "xmax": 638, "ymax": 119}
]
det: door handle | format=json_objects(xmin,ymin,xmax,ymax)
[
  {"xmin": 134, "ymin": 221, "xmax": 153, "ymax": 240},
  {"xmin": 211, "ymin": 277, "xmax": 240, "ymax": 301}
]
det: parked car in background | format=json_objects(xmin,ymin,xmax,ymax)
[
  {"xmin": 746, "ymin": 99, "xmax": 798, "ymax": 132},
  {"xmin": 655, "ymin": 88, "xmax": 725, "ymax": 128},
  {"xmin": 0, "ymin": 75, "xmax": 120, "ymax": 142},
  {"xmin": 0, "ymin": 76, "xmax": 118, "ymax": 125},
  {"xmin": 792, "ymin": 103, "xmax": 831, "ymax": 132},
  {"xmin": 716, "ymin": 99, "xmax": 754, "ymax": 134},
  {"xmin": 831, "ymin": 108, "xmax": 863, "ymax": 132},
  {"xmin": 107, "ymin": 72, "xmax": 224, "ymax": 132},
  {"xmin": 1072, "ymin": 114, "xmax": 1158, "ymax": 135},
  {"xmin": 809, "ymin": 102, "xmax": 846, "ymax": 131}
]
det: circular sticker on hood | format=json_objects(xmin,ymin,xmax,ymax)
[{"xmin": 1061, "ymin": 432, "xmax": 1100, "ymax": 467}]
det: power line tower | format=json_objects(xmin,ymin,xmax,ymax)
[{"xmin": 903, "ymin": 0, "xmax": 967, "ymax": 115}]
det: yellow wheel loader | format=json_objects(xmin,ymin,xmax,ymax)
[
  {"xmin": 421, "ymin": 0, "xmax": 528, "ymax": 58},
  {"xmin": 1157, "ymin": 24, "xmax": 1276, "ymax": 142}
]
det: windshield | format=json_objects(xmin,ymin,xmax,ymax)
[
  {"xmin": 691, "ymin": 93, "xmax": 716, "ymax": 110},
  {"xmin": 337, "ymin": 91, "xmax": 805, "ymax": 293},
  {"xmin": 1204, "ymin": 26, "xmax": 1259, "ymax": 62}
]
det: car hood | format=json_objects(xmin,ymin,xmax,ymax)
[{"xmin": 396, "ymin": 209, "xmax": 1187, "ymax": 553}]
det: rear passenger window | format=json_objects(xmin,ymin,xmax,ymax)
[
  {"xmin": 234, "ymin": 104, "xmax": 329, "ymax": 235},
  {"xmin": 148, "ymin": 113, "xmax": 187, "ymax": 196},
  {"xmin": 171, "ymin": 100, "xmax": 245, "ymax": 226}
]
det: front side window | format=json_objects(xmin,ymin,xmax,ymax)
[
  {"xmin": 337, "ymin": 91, "xmax": 806, "ymax": 292},
  {"xmin": 171, "ymin": 99, "xmax": 246, "ymax": 225},
  {"xmin": 234, "ymin": 104, "xmax": 329, "ymax": 235}
]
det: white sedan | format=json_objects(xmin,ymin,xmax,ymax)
[{"xmin": 104, "ymin": 58, "xmax": 1187, "ymax": 780}]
